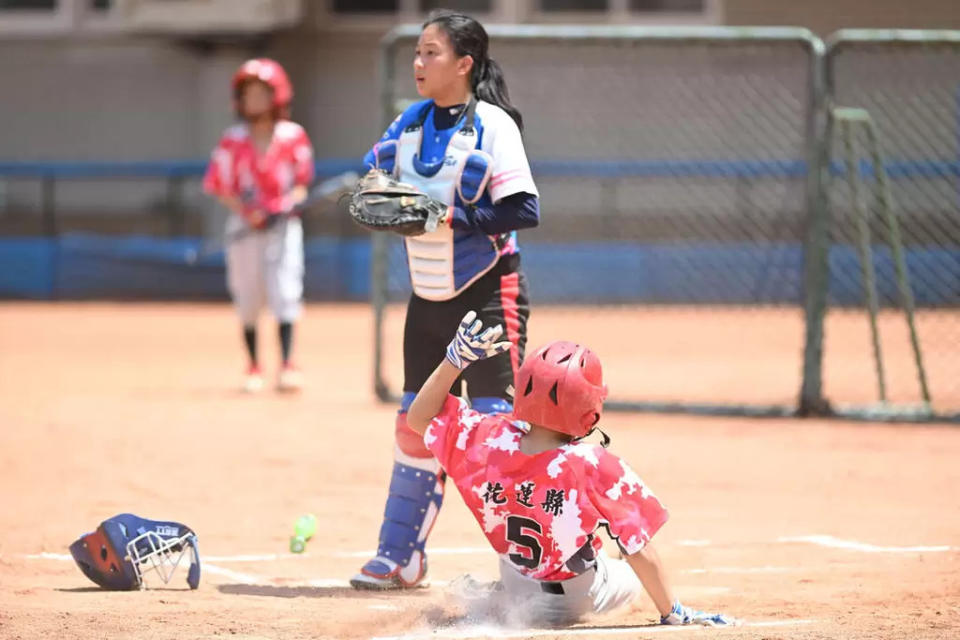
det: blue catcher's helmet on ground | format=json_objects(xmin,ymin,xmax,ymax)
[{"xmin": 69, "ymin": 513, "xmax": 200, "ymax": 590}]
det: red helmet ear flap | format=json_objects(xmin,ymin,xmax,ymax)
[{"xmin": 582, "ymin": 409, "xmax": 601, "ymax": 430}]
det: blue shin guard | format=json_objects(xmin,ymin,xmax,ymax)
[
  {"xmin": 471, "ymin": 396, "xmax": 512, "ymax": 414},
  {"xmin": 353, "ymin": 461, "xmax": 445, "ymax": 589}
]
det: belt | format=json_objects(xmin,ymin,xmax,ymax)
[
  {"xmin": 538, "ymin": 565, "xmax": 597, "ymax": 595},
  {"xmin": 540, "ymin": 581, "xmax": 565, "ymax": 595}
]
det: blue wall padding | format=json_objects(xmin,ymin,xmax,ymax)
[
  {"xmin": 1, "ymin": 234, "xmax": 957, "ymax": 307},
  {"xmin": 0, "ymin": 237, "xmax": 57, "ymax": 298}
]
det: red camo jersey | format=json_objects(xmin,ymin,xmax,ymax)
[
  {"xmin": 203, "ymin": 120, "xmax": 314, "ymax": 214},
  {"xmin": 424, "ymin": 395, "xmax": 669, "ymax": 581}
]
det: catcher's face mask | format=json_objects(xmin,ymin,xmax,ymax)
[{"xmin": 69, "ymin": 513, "xmax": 200, "ymax": 590}]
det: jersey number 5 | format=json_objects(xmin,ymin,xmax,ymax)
[{"xmin": 506, "ymin": 515, "xmax": 543, "ymax": 569}]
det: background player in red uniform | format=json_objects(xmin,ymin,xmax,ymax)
[
  {"xmin": 204, "ymin": 59, "xmax": 314, "ymax": 393},
  {"xmin": 404, "ymin": 311, "xmax": 737, "ymax": 627}
]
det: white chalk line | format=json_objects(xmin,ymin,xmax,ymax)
[
  {"xmin": 26, "ymin": 531, "xmax": 958, "ymax": 572},
  {"xmin": 25, "ymin": 552, "xmax": 73, "ymax": 561},
  {"xmin": 676, "ymin": 540, "xmax": 711, "ymax": 547},
  {"xmin": 333, "ymin": 547, "xmax": 491, "ymax": 559},
  {"xmin": 24, "ymin": 533, "xmax": 956, "ymax": 588},
  {"xmin": 371, "ymin": 619, "xmax": 817, "ymax": 640},
  {"xmin": 682, "ymin": 566, "xmax": 799, "ymax": 575},
  {"xmin": 206, "ymin": 553, "xmax": 299, "ymax": 562},
  {"xmin": 204, "ymin": 563, "xmax": 264, "ymax": 584},
  {"xmin": 20, "ymin": 553, "xmax": 451, "ymax": 590},
  {"xmin": 778, "ymin": 535, "xmax": 957, "ymax": 553}
]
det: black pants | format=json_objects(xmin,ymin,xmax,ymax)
[{"xmin": 403, "ymin": 253, "xmax": 530, "ymax": 400}]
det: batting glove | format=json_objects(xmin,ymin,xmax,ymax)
[
  {"xmin": 660, "ymin": 600, "xmax": 738, "ymax": 627},
  {"xmin": 445, "ymin": 310, "xmax": 511, "ymax": 370}
]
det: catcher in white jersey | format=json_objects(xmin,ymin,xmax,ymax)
[
  {"xmin": 403, "ymin": 312, "xmax": 738, "ymax": 627},
  {"xmin": 351, "ymin": 11, "xmax": 540, "ymax": 589},
  {"xmin": 204, "ymin": 59, "xmax": 314, "ymax": 393}
]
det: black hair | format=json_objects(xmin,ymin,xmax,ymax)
[{"xmin": 423, "ymin": 10, "xmax": 523, "ymax": 132}]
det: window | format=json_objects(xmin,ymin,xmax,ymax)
[
  {"xmin": 540, "ymin": 0, "xmax": 608, "ymax": 11},
  {"xmin": 331, "ymin": 0, "xmax": 398, "ymax": 12},
  {"xmin": 631, "ymin": 0, "xmax": 704, "ymax": 12},
  {"xmin": 0, "ymin": 0, "xmax": 57, "ymax": 8},
  {"xmin": 419, "ymin": 0, "xmax": 491, "ymax": 12}
]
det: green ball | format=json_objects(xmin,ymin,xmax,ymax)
[
  {"xmin": 293, "ymin": 514, "xmax": 317, "ymax": 541},
  {"xmin": 289, "ymin": 535, "xmax": 306, "ymax": 554}
]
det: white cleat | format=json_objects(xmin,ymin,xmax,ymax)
[
  {"xmin": 349, "ymin": 554, "xmax": 428, "ymax": 591},
  {"xmin": 277, "ymin": 363, "xmax": 303, "ymax": 393},
  {"xmin": 243, "ymin": 366, "xmax": 264, "ymax": 394}
]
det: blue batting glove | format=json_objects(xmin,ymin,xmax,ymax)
[{"xmin": 445, "ymin": 310, "xmax": 511, "ymax": 370}]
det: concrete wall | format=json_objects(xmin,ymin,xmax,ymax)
[
  {"xmin": 0, "ymin": 1, "xmax": 957, "ymax": 227},
  {"xmin": 723, "ymin": 0, "xmax": 960, "ymax": 35}
]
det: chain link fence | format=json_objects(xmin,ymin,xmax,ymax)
[
  {"xmin": 373, "ymin": 25, "xmax": 822, "ymax": 413},
  {"xmin": 822, "ymin": 31, "xmax": 960, "ymax": 418}
]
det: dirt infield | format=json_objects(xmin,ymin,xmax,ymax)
[
  {"xmin": 0, "ymin": 302, "xmax": 958, "ymax": 640},
  {"xmin": 382, "ymin": 305, "xmax": 960, "ymax": 411}
]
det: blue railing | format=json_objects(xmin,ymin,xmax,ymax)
[
  {"xmin": 4, "ymin": 156, "xmax": 957, "ymax": 236},
  {"xmin": 0, "ymin": 159, "xmax": 362, "ymax": 179},
  {"xmin": 1, "ymin": 156, "xmax": 958, "ymax": 303},
  {"xmin": 3, "ymin": 157, "xmax": 958, "ymax": 180}
]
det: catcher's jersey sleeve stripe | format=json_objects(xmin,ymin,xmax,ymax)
[
  {"xmin": 450, "ymin": 191, "xmax": 539, "ymax": 235},
  {"xmin": 476, "ymin": 103, "xmax": 538, "ymax": 202},
  {"xmin": 490, "ymin": 169, "xmax": 527, "ymax": 189}
]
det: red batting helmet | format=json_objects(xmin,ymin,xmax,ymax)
[
  {"xmin": 232, "ymin": 58, "xmax": 293, "ymax": 115},
  {"xmin": 512, "ymin": 340, "xmax": 609, "ymax": 439}
]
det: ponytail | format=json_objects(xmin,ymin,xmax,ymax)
[
  {"xmin": 423, "ymin": 10, "xmax": 524, "ymax": 132},
  {"xmin": 473, "ymin": 57, "xmax": 523, "ymax": 132}
]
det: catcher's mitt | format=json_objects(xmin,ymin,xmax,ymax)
[{"xmin": 346, "ymin": 170, "xmax": 448, "ymax": 237}]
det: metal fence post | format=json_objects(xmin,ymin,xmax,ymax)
[{"xmin": 799, "ymin": 36, "xmax": 831, "ymax": 416}]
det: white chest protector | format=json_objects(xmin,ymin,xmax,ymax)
[{"xmin": 378, "ymin": 98, "xmax": 498, "ymax": 301}]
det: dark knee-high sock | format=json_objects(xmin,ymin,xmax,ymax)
[
  {"xmin": 243, "ymin": 326, "xmax": 257, "ymax": 367},
  {"xmin": 279, "ymin": 322, "xmax": 293, "ymax": 365}
]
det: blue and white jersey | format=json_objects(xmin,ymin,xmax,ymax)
[{"xmin": 364, "ymin": 98, "xmax": 538, "ymax": 301}]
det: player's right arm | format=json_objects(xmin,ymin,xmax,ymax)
[
  {"xmin": 407, "ymin": 310, "xmax": 512, "ymax": 434},
  {"xmin": 624, "ymin": 542, "xmax": 675, "ymax": 618},
  {"xmin": 407, "ymin": 360, "xmax": 460, "ymax": 435},
  {"xmin": 587, "ymin": 450, "xmax": 736, "ymax": 626}
]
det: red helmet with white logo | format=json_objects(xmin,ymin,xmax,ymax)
[
  {"xmin": 232, "ymin": 58, "xmax": 293, "ymax": 117},
  {"xmin": 512, "ymin": 340, "xmax": 609, "ymax": 439}
]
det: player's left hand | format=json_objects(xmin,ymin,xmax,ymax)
[
  {"xmin": 347, "ymin": 169, "xmax": 451, "ymax": 236},
  {"xmin": 660, "ymin": 601, "xmax": 739, "ymax": 627},
  {"xmin": 445, "ymin": 310, "xmax": 511, "ymax": 370}
]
